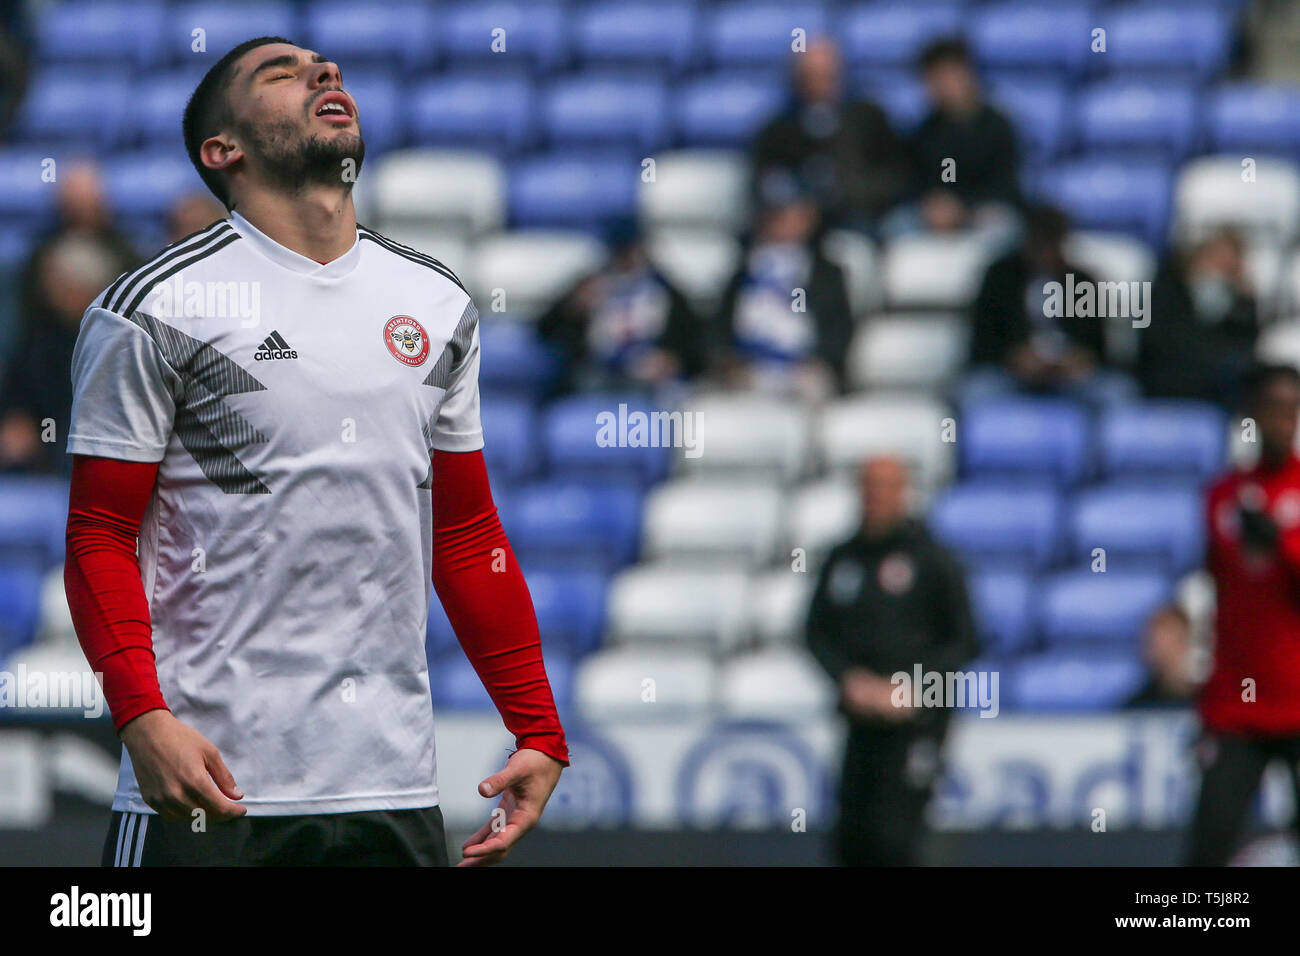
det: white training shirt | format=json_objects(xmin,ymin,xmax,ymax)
[{"xmin": 67, "ymin": 212, "xmax": 483, "ymax": 815}]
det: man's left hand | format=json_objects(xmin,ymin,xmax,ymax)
[{"xmin": 458, "ymin": 748, "xmax": 564, "ymax": 867}]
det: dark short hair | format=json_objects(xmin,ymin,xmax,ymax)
[
  {"xmin": 182, "ymin": 36, "xmax": 293, "ymax": 208},
  {"xmin": 1242, "ymin": 363, "xmax": 1300, "ymax": 409},
  {"xmin": 918, "ymin": 37, "xmax": 972, "ymax": 73}
]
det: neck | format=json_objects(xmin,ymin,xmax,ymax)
[{"xmin": 231, "ymin": 186, "xmax": 357, "ymax": 263}]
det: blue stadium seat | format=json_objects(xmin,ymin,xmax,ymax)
[
  {"xmin": 968, "ymin": 569, "xmax": 1035, "ymax": 656},
  {"xmin": 479, "ymin": 396, "xmax": 539, "ymax": 484},
  {"xmin": 575, "ymin": 2, "xmax": 699, "ymax": 69},
  {"xmin": 960, "ymin": 398, "xmax": 1091, "ymax": 484},
  {"xmin": 541, "ymin": 74, "xmax": 669, "ymax": 152},
  {"xmin": 987, "ymin": 75, "xmax": 1071, "ymax": 161},
  {"xmin": 839, "ymin": 3, "xmax": 963, "ymax": 69},
  {"xmin": 339, "ymin": 72, "xmax": 403, "ymax": 155},
  {"xmin": 524, "ymin": 567, "xmax": 610, "ymax": 656},
  {"xmin": 676, "ymin": 73, "xmax": 786, "ymax": 147},
  {"xmin": 1038, "ymin": 159, "xmax": 1172, "ymax": 246},
  {"xmin": 1004, "ymin": 651, "xmax": 1146, "ymax": 712},
  {"xmin": 300, "ymin": 0, "xmax": 435, "ymax": 70},
  {"xmin": 0, "ymin": 477, "xmax": 69, "ymax": 568},
  {"xmin": 1077, "ymin": 81, "xmax": 1199, "ymax": 160},
  {"xmin": 409, "ymin": 74, "xmax": 535, "ymax": 154},
  {"xmin": 930, "ymin": 482, "xmax": 1063, "ymax": 571},
  {"xmin": 543, "ymin": 393, "xmax": 672, "ymax": 485},
  {"xmin": 0, "ymin": 150, "xmax": 60, "ymax": 226},
  {"xmin": 35, "ymin": 0, "xmax": 166, "ymax": 67},
  {"xmin": 706, "ymin": 2, "xmax": 830, "ymax": 68},
  {"xmin": 1098, "ymin": 401, "xmax": 1226, "ymax": 481},
  {"xmin": 133, "ymin": 70, "xmax": 205, "ymax": 146},
  {"xmin": 441, "ymin": 1, "xmax": 568, "ymax": 71},
  {"xmin": 508, "ymin": 153, "xmax": 639, "ymax": 229},
  {"xmin": 0, "ymin": 561, "xmax": 45, "ymax": 656},
  {"xmin": 102, "ymin": 152, "xmax": 206, "ymax": 218},
  {"xmin": 165, "ymin": 2, "xmax": 297, "ymax": 66},
  {"xmin": 16, "ymin": 71, "xmax": 131, "ymax": 148},
  {"xmin": 968, "ymin": 2, "xmax": 1093, "ymax": 76},
  {"xmin": 1104, "ymin": 4, "xmax": 1231, "ymax": 80},
  {"xmin": 1067, "ymin": 484, "xmax": 1204, "ymax": 573},
  {"xmin": 505, "ymin": 480, "xmax": 643, "ymax": 569},
  {"xmin": 854, "ymin": 70, "xmax": 930, "ymax": 133},
  {"xmin": 1207, "ymin": 84, "xmax": 1300, "ymax": 154},
  {"xmin": 1039, "ymin": 570, "xmax": 1172, "ymax": 647},
  {"xmin": 477, "ymin": 321, "xmax": 560, "ymax": 399}
]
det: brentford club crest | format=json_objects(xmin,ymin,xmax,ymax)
[{"xmin": 384, "ymin": 315, "xmax": 431, "ymax": 366}]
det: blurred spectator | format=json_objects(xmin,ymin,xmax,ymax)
[
  {"xmin": 886, "ymin": 38, "xmax": 1020, "ymax": 244},
  {"xmin": 1138, "ymin": 228, "xmax": 1259, "ymax": 411},
  {"xmin": 1127, "ymin": 606, "xmax": 1198, "ymax": 708},
  {"xmin": 537, "ymin": 217, "xmax": 706, "ymax": 396},
  {"xmin": 167, "ymin": 191, "xmax": 228, "ymax": 242},
  {"xmin": 963, "ymin": 203, "xmax": 1136, "ymax": 407},
  {"xmin": 1186, "ymin": 364, "xmax": 1300, "ymax": 865},
  {"xmin": 714, "ymin": 177, "xmax": 852, "ymax": 400},
  {"xmin": 751, "ymin": 37, "xmax": 908, "ymax": 235},
  {"xmin": 806, "ymin": 456, "xmax": 978, "ymax": 866},
  {"xmin": 0, "ymin": 233, "xmax": 120, "ymax": 474},
  {"xmin": 0, "ymin": 14, "xmax": 29, "ymax": 137}
]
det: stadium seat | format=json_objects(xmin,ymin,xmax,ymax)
[
  {"xmin": 638, "ymin": 150, "xmax": 751, "ymax": 233},
  {"xmin": 431, "ymin": 648, "xmax": 573, "ymax": 712},
  {"xmin": 365, "ymin": 150, "xmax": 505, "ymax": 237},
  {"xmin": 987, "ymin": 76, "xmax": 1071, "ymax": 161},
  {"xmin": 36, "ymin": 0, "xmax": 165, "ymax": 66},
  {"xmin": 504, "ymin": 480, "xmax": 643, "ymax": 569},
  {"xmin": 133, "ymin": 70, "xmax": 206, "ymax": 145},
  {"xmin": 646, "ymin": 228, "xmax": 743, "ymax": 308},
  {"xmin": 847, "ymin": 314, "xmax": 968, "ymax": 391},
  {"xmin": 882, "ymin": 234, "xmax": 998, "ymax": 309},
  {"xmin": 479, "ymin": 396, "xmax": 539, "ymax": 483},
  {"xmin": 523, "ymin": 567, "xmax": 610, "ymax": 657},
  {"xmin": 1066, "ymin": 483, "xmax": 1204, "ymax": 573},
  {"xmin": 705, "ymin": 2, "xmax": 830, "ymax": 67},
  {"xmin": 1208, "ymin": 84, "xmax": 1300, "ymax": 155},
  {"xmin": 821, "ymin": 229, "xmax": 882, "ymax": 318},
  {"xmin": 575, "ymin": 646, "xmax": 716, "ymax": 719},
  {"xmin": 575, "ymin": 2, "xmax": 700, "ymax": 69},
  {"xmin": 676, "ymin": 73, "xmax": 786, "ymax": 147},
  {"xmin": 336, "ymin": 72, "xmax": 402, "ymax": 155},
  {"xmin": 1104, "ymin": 4, "xmax": 1232, "ymax": 80},
  {"xmin": 441, "ymin": 1, "xmax": 567, "ymax": 70},
  {"xmin": 967, "ymin": 569, "xmax": 1035, "ymax": 656},
  {"xmin": 1039, "ymin": 159, "xmax": 1172, "ymax": 246},
  {"xmin": 1038, "ymin": 570, "xmax": 1172, "ymax": 647},
  {"xmin": 165, "ymin": 2, "xmax": 298, "ymax": 65},
  {"xmin": 839, "ymin": 3, "xmax": 963, "ymax": 69},
  {"xmin": 605, "ymin": 562, "xmax": 749, "ymax": 650},
  {"xmin": 476, "ymin": 320, "xmax": 559, "ymax": 398},
  {"xmin": 674, "ymin": 392, "xmax": 813, "ymax": 483},
  {"xmin": 542, "ymin": 392, "xmax": 673, "ymax": 486},
  {"xmin": 1097, "ymin": 401, "xmax": 1227, "ymax": 481},
  {"xmin": 508, "ymin": 153, "xmax": 639, "ymax": 229},
  {"xmin": 929, "ymin": 482, "xmax": 1063, "ymax": 571},
  {"xmin": 818, "ymin": 394, "xmax": 956, "ymax": 493},
  {"xmin": 718, "ymin": 648, "xmax": 833, "ymax": 720},
  {"xmin": 1063, "ymin": 231, "xmax": 1157, "ymax": 285},
  {"xmin": 16, "ymin": 70, "xmax": 131, "ymax": 148},
  {"xmin": 1004, "ymin": 651, "xmax": 1146, "ymax": 712},
  {"xmin": 0, "ymin": 150, "xmax": 60, "ymax": 226},
  {"xmin": 968, "ymin": 2, "xmax": 1093, "ymax": 76},
  {"xmin": 102, "ymin": 152, "xmax": 206, "ymax": 218},
  {"xmin": 300, "ymin": 0, "xmax": 435, "ymax": 69},
  {"xmin": 854, "ymin": 70, "xmax": 930, "ymax": 133},
  {"xmin": 409, "ymin": 74, "xmax": 535, "ymax": 154},
  {"xmin": 783, "ymin": 478, "xmax": 859, "ymax": 568},
  {"xmin": 0, "ymin": 561, "xmax": 45, "ymax": 656},
  {"xmin": 469, "ymin": 230, "xmax": 605, "ymax": 319},
  {"xmin": 1174, "ymin": 155, "xmax": 1300, "ymax": 247},
  {"xmin": 960, "ymin": 397, "xmax": 1091, "ymax": 484},
  {"xmin": 1077, "ymin": 81, "xmax": 1199, "ymax": 160},
  {"xmin": 541, "ymin": 74, "xmax": 669, "ymax": 152},
  {"xmin": 642, "ymin": 480, "xmax": 784, "ymax": 569},
  {"xmin": 746, "ymin": 569, "xmax": 816, "ymax": 645},
  {"xmin": 36, "ymin": 565, "xmax": 77, "ymax": 646},
  {"xmin": 0, "ymin": 478, "xmax": 68, "ymax": 568}
]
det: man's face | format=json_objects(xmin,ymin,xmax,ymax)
[
  {"xmin": 217, "ymin": 42, "xmax": 365, "ymax": 196},
  {"xmin": 796, "ymin": 41, "xmax": 841, "ymax": 105},
  {"xmin": 860, "ymin": 457, "xmax": 909, "ymax": 532},
  {"xmin": 923, "ymin": 59, "xmax": 977, "ymax": 113},
  {"xmin": 1256, "ymin": 378, "xmax": 1300, "ymax": 456}
]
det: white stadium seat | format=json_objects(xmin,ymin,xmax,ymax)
[
  {"xmin": 1174, "ymin": 154, "xmax": 1300, "ymax": 246},
  {"xmin": 882, "ymin": 233, "xmax": 998, "ymax": 309},
  {"xmin": 642, "ymin": 480, "xmax": 784, "ymax": 568},
  {"xmin": 718, "ymin": 648, "xmax": 834, "ymax": 720},
  {"xmin": 745, "ymin": 569, "xmax": 816, "ymax": 646},
  {"xmin": 1256, "ymin": 318, "xmax": 1300, "ymax": 367},
  {"xmin": 575, "ymin": 646, "xmax": 717, "ymax": 720},
  {"xmin": 363, "ymin": 149, "xmax": 506, "ymax": 236},
  {"xmin": 37, "ymin": 565, "xmax": 76, "ymax": 645},
  {"xmin": 846, "ymin": 313, "xmax": 968, "ymax": 390},
  {"xmin": 817, "ymin": 393, "xmax": 955, "ymax": 492},
  {"xmin": 821, "ymin": 228, "xmax": 882, "ymax": 318},
  {"xmin": 1063, "ymin": 231, "xmax": 1156, "ymax": 284},
  {"xmin": 784, "ymin": 477, "xmax": 860, "ymax": 567},
  {"xmin": 647, "ymin": 227, "xmax": 742, "ymax": 308},
  {"xmin": 606, "ymin": 562, "xmax": 750, "ymax": 650},
  {"xmin": 638, "ymin": 149, "xmax": 750, "ymax": 232},
  {"xmin": 675, "ymin": 392, "xmax": 813, "ymax": 482},
  {"xmin": 469, "ymin": 230, "xmax": 605, "ymax": 319}
]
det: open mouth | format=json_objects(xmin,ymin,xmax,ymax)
[{"xmin": 313, "ymin": 91, "xmax": 355, "ymax": 122}]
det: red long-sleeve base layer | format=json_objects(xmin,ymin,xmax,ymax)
[{"xmin": 64, "ymin": 451, "xmax": 570, "ymax": 766}]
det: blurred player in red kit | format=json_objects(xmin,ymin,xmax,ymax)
[{"xmin": 1187, "ymin": 363, "xmax": 1300, "ymax": 865}]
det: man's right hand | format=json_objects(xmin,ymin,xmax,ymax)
[{"xmin": 119, "ymin": 709, "xmax": 246, "ymax": 823}]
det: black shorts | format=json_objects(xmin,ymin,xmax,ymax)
[{"xmin": 100, "ymin": 805, "xmax": 449, "ymax": 867}]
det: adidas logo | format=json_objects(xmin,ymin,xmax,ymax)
[{"xmin": 254, "ymin": 331, "xmax": 298, "ymax": 361}]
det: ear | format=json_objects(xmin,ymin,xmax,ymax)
[{"xmin": 199, "ymin": 132, "xmax": 243, "ymax": 174}]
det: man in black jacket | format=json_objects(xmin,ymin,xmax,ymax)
[{"xmin": 807, "ymin": 456, "xmax": 978, "ymax": 865}]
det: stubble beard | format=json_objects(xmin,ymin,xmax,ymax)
[{"xmin": 236, "ymin": 117, "xmax": 366, "ymax": 197}]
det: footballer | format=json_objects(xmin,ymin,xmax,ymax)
[{"xmin": 63, "ymin": 37, "xmax": 568, "ymax": 866}]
